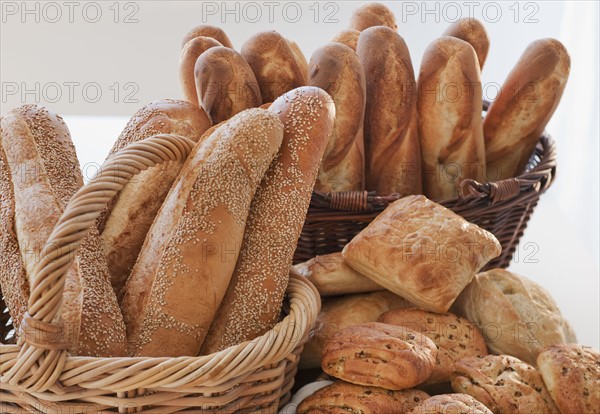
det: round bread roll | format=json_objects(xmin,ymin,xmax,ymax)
[
  {"xmin": 181, "ymin": 24, "xmax": 233, "ymax": 48},
  {"xmin": 452, "ymin": 268, "xmax": 576, "ymax": 365},
  {"xmin": 201, "ymin": 86, "xmax": 334, "ymax": 354},
  {"xmin": 331, "ymin": 29, "xmax": 360, "ymax": 51},
  {"xmin": 297, "ymin": 380, "xmax": 430, "ymax": 414},
  {"xmin": 418, "ymin": 36, "xmax": 486, "ymax": 200},
  {"xmin": 349, "ymin": 2, "xmax": 397, "ymax": 31},
  {"xmin": 357, "ymin": 26, "xmax": 422, "ymax": 195},
  {"xmin": 443, "ymin": 18, "xmax": 490, "ymax": 70},
  {"xmin": 1, "ymin": 105, "xmax": 126, "ymax": 357},
  {"xmin": 379, "ymin": 309, "xmax": 488, "ymax": 384},
  {"xmin": 194, "ymin": 46, "xmax": 262, "ymax": 123},
  {"xmin": 241, "ymin": 30, "xmax": 307, "ymax": 102},
  {"xmin": 484, "ymin": 39, "xmax": 570, "ymax": 181},
  {"xmin": 287, "ymin": 38, "xmax": 309, "ymax": 79},
  {"xmin": 537, "ymin": 344, "xmax": 600, "ymax": 414},
  {"xmin": 408, "ymin": 393, "xmax": 493, "ymax": 414},
  {"xmin": 98, "ymin": 99, "xmax": 211, "ymax": 299},
  {"xmin": 451, "ymin": 355, "xmax": 560, "ymax": 414},
  {"xmin": 121, "ymin": 108, "xmax": 283, "ymax": 357},
  {"xmin": 322, "ymin": 322, "xmax": 438, "ymax": 390},
  {"xmin": 309, "ymin": 42, "xmax": 365, "ymax": 192},
  {"xmin": 179, "ymin": 36, "xmax": 222, "ymax": 106}
]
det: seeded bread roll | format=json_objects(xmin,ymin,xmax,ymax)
[
  {"xmin": 121, "ymin": 108, "xmax": 283, "ymax": 357},
  {"xmin": 443, "ymin": 18, "xmax": 490, "ymax": 70},
  {"xmin": 195, "ymin": 46, "xmax": 262, "ymax": 123},
  {"xmin": 418, "ymin": 36, "xmax": 486, "ymax": 200},
  {"xmin": 241, "ymin": 31, "xmax": 307, "ymax": 102},
  {"xmin": 357, "ymin": 26, "xmax": 422, "ymax": 195},
  {"xmin": 309, "ymin": 42, "xmax": 365, "ymax": 192},
  {"xmin": 0, "ymin": 105, "xmax": 126, "ymax": 356},
  {"xmin": 484, "ymin": 39, "xmax": 570, "ymax": 180},
  {"xmin": 181, "ymin": 24, "xmax": 233, "ymax": 49},
  {"xmin": 179, "ymin": 36, "xmax": 222, "ymax": 106},
  {"xmin": 287, "ymin": 39, "xmax": 309, "ymax": 79},
  {"xmin": 98, "ymin": 100, "xmax": 210, "ymax": 299},
  {"xmin": 331, "ymin": 29, "xmax": 360, "ymax": 51},
  {"xmin": 201, "ymin": 87, "xmax": 335, "ymax": 354},
  {"xmin": 349, "ymin": 2, "xmax": 397, "ymax": 31}
]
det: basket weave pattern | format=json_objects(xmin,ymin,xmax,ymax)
[{"xmin": 0, "ymin": 134, "xmax": 320, "ymax": 413}]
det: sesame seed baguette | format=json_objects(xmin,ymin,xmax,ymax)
[
  {"xmin": 0, "ymin": 105, "xmax": 126, "ymax": 356},
  {"xmin": 121, "ymin": 108, "xmax": 284, "ymax": 357},
  {"xmin": 98, "ymin": 99, "xmax": 211, "ymax": 300},
  {"xmin": 181, "ymin": 24, "xmax": 234, "ymax": 49},
  {"xmin": 309, "ymin": 42, "xmax": 366, "ymax": 192},
  {"xmin": 179, "ymin": 36, "xmax": 222, "ymax": 106},
  {"xmin": 201, "ymin": 86, "xmax": 335, "ymax": 355}
]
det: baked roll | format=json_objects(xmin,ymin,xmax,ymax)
[
  {"xmin": 343, "ymin": 195, "xmax": 501, "ymax": 313},
  {"xmin": 179, "ymin": 36, "xmax": 222, "ymax": 106},
  {"xmin": 443, "ymin": 18, "xmax": 490, "ymax": 70},
  {"xmin": 287, "ymin": 38, "xmax": 308, "ymax": 79},
  {"xmin": 349, "ymin": 2, "xmax": 397, "ymax": 31},
  {"xmin": 331, "ymin": 29, "xmax": 360, "ymax": 51},
  {"xmin": 409, "ymin": 393, "xmax": 492, "ymax": 414},
  {"xmin": 181, "ymin": 24, "xmax": 233, "ymax": 48}
]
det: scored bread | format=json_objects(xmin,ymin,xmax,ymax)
[
  {"xmin": 349, "ymin": 2, "xmax": 397, "ymax": 31},
  {"xmin": 331, "ymin": 29, "xmax": 360, "ymax": 51},
  {"xmin": 181, "ymin": 24, "xmax": 233, "ymax": 48},
  {"xmin": 443, "ymin": 18, "xmax": 490, "ymax": 70},
  {"xmin": 179, "ymin": 36, "xmax": 222, "ymax": 106}
]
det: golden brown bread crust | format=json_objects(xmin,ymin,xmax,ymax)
[
  {"xmin": 443, "ymin": 18, "xmax": 490, "ymax": 70},
  {"xmin": 409, "ymin": 393, "xmax": 493, "ymax": 414},
  {"xmin": 537, "ymin": 344, "xmax": 600, "ymax": 414},
  {"xmin": 349, "ymin": 2, "xmax": 397, "ymax": 32},
  {"xmin": 418, "ymin": 36, "xmax": 486, "ymax": 201},
  {"xmin": 452, "ymin": 269, "xmax": 576, "ymax": 365},
  {"xmin": 322, "ymin": 322, "xmax": 437, "ymax": 390},
  {"xmin": 451, "ymin": 355, "xmax": 560, "ymax": 414},
  {"xmin": 331, "ymin": 29, "xmax": 360, "ymax": 51},
  {"xmin": 288, "ymin": 39, "xmax": 309, "ymax": 79},
  {"xmin": 181, "ymin": 24, "xmax": 233, "ymax": 49},
  {"xmin": 484, "ymin": 39, "xmax": 570, "ymax": 180},
  {"xmin": 297, "ymin": 380, "xmax": 429, "ymax": 414},
  {"xmin": 179, "ymin": 36, "xmax": 222, "ymax": 106},
  {"xmin": 343, "ymin": 195, "xmax": 501, "ymax": 313},
  {"xmin": 309, "ymin": 43, "xmax": 365, "ymax": 192},
  {"xmin": 379, "ymin": 309, "xmax": 488, "ymax": 384},
  {"xmin": 99, "ymin": 99, "xmax": 211, "ymax": 300},
  {"xmin": 121, "ymin": 108, "xmax": 283, "ymax": 357},
  {"xmin": 294, "ymin": 252, "xmax": 383, "ymax": 297},
  {"xmin": 201, "ymin": 87, "xmax": 334, "ymax": 354},
  {"xmin": 194, "ymin": 46, "xmax": 262, "ymax": 123},
  {"xmin": 357, "ymin": 26, "xmax": 422, "ymax": 195},
  {"xmin": 241, "ymin": 31, "xmax": 307, "ymax": 102}
]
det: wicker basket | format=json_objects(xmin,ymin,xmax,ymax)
[
  {"xmin": 295, "ymin": 131, "xmax": 557, "ymax": 270},
  {"xmin": 0, "ymin": 134, "xmax": 320, "ymax": 413}
]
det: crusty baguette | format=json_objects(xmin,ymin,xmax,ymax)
[
  {"xmin": 241, "ymin": 31, "xmax": 307, "ymax": 102},
  {"xmin": 0, "ymin": 105, "xmax": 126, "ymax": 356},
  {"xmin": 418, "ymin": 36, "xmax": 486, "ymax": 200},
  {"xmin": 179, "ymin": 36, "xmax": 222, "ymax": 106},
  {"xmin": 201, "ymin": 86, "xmax": 335, "ymax": 354},
  {"xmin": 309, "ymin": 43, "xmax": 365, "ymax": 192},
  {"xmin": 443, "ymin": 18, "xmax": 490, "ymax": 70},
  {"xmin": 195, "ymin": 46, "xmax": 262, "ymax": 123},
  {"xmin": 287, "ymin": 39, "xmax": 309, "ymax": 79},
  {"xmin": 181, "ymin": 24, "xmax": 233, "ymax": 49},
  {"xmin": 121, "ymin": 108, "xmax": 283, "ymax": 357},
  {"xmin": 484, "ymin": 39, "xmax": 570, "ymax": 180},
  {"xmin": 98, "ymin": 99, "xmax": 211, "ymax": 300},
  {"xmin": 349, "ymin": 2, "xmax": 397, "ymax": 31},
  {"xmin": 357, "ymin": 26, "xmax": 422, "ymax": 195},
  {"xmin": 331, "ymin": 29, "xmax": 360, "ymax": 51}
]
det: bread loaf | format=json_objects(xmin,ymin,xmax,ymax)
[
  {"xmin": 0, "ymin": 105, "xmax": 126, "ymax": 356},
  {"xmin": 179, "ymin": 36, "xmax": 222, "ymax": 106},
  {"xmin": 418, "ymin": 36, "xmax": 486, "ymax": 200},
  {"xmin": 349, "ymin": 2, "xmax": 397, "ymax": 31},
  {"xmin": 98, "ymin": 99, "xmax": 211, "ymax": 299},
  {"xmin": 121, "ymin": 108, "xmax": 283, "ymax": 357},
  {"xmin": 201, "ymin": 86, "xmax": 335, "ymax": 354},
  {"xmin": 331, "ymin": 29, "xmax": 360, "ymax": 51},
  {"xmin": 195, "ymin": 46, "xmax": 262, "ymax": 123},
  {"xmin": 484, "ymin": 39, "xmax": 570, "ymax": 180},
  {"xmin": 309, "ymin": 42, "xmax": 365, "ymax": 191},
  {"xmin": 181, "ymin": 24, "xmax": 233, "ymax": 48},
  {"xmin": 443, "ymin": 18, "xmax": 490, "ymax": 69},
  {"xmin": 357, "ymin": 26, "xmax": 422, "ymax": 195},
  {"xmin": 241, "ymin": 31, "xmax": 307, "ymax": 102},
  {"xmin": 287, "ymin": 38, "xmax": 309, "ymax": 79}
]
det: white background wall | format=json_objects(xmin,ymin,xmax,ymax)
[{"xmin": 1, "ymin": 1, "xmax": 599, "ymax": 348}]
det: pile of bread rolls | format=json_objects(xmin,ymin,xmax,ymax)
[{"xmin": 180, "ymin": 2, "xmax": 570, "ymax": 201}]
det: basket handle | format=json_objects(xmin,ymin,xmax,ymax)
[{"xmin": 3, "ymin": 134, "xmax": 195, "ymax": 392}]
